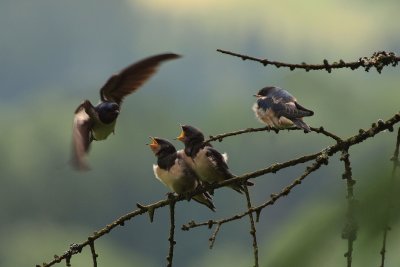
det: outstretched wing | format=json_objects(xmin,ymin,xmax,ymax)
[
  {"xmin": 70, "ymin": 103, "xmax": 94, "ymax": 170},
  {"xmin": 100, "ymin": 53, "xmax": 181, "ymax": 105}
]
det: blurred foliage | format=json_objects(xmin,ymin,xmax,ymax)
[
  {"xmin": 263, "ymin": 167, "xmax": 400, "ymax": 267},
  {"xmin": 1, "ymin": 0, "xmax": 400, "ymax": 266}
]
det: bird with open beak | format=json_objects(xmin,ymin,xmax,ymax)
[
  {"xmin": 177, "ymin": 125, "xmax": 253, "ymax": 194},
  {"xmin": 148, "ymin": 137, "xmax": 215, "ymax": 211},
  {"xmin": 252, "ymin": 86, "xmax": 314, "ymax": 132}
]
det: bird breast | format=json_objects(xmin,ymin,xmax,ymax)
[
  {"xmin": 253, "ymin": 102, "xmax": 293, "ymax": 128},
  {"xmin": 91, "ymin": 120, "xmax": 117, "ymax": 140},
  {"xmin": 153, "ymin": 160, "xmax": 196, "ymax": 194}
]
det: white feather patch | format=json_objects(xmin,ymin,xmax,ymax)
[{"xmin": 222, "ymin": 153, "xmax": 228, "ymax": 163}]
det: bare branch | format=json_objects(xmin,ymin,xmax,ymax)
[
  {"xmin": 205, "ymin": 126, "xmax": 342, "ymax": 144},
  {"xmin": 217, "ymin": 49, "xmax": 399, "ymax": 73},
  {"xmin": 340, "ymin": 149, "xmax": 357, "ymax": 267},
  {"xmin": 244, "ymin": 185, "xmax": 259, "ymax": 267},
  {"xmin": 379, "ymin": 127, "xmax": 400, "ymax": 267},
  {"xmin": 167, "ymin": 196, "xmax": 177, "ymax": 267},
  {"xmin": 88, "ymin": 239, "xmax": 98, "ymax": 267},
  {"xmin": 208, "ymin": 223, "xmax": 221, "ymax": 249}
]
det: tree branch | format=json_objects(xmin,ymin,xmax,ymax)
[
  {"xmin": 205, "ymin": 126, "xmax": 342, "ymax": 144},
  {"xmin": 166, "ymin": 196, "xmax": 177, "ymax": 267},
  {"xmin": 208, "ymin": 223, "xmax": 221, "ymax": 249},
  {"xmin": 243, "ymin": 185, "xmax": 259, "ymax": 267},
  {"xmin": 340, "ymin": 149, "xmax": 357, "ymax": 267},
  {"xmin": 217, "ymin": 49, "xmax": 399, "ymax": 73},
  {"xmin": 88, "ymin": 239, "xmax": 98, "ymax": 267},
  {"xmin": 37, "ymin": 113, "xmax": 400, "ymax": 267},
  {"xmin": 379, "ymin": 127, "xmax": 400, "ymax": 267}
]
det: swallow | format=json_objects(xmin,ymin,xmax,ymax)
[
  {"xmin": 71, "ymin": 53, "xmax": 181, "ymax": 170},
  {"xmin": 252, "ymin": 86, "xmax": 314, "ymax": 132},
  {"xmin": 148, "ymin": 137, "xmax": 216, "ymax": 211},
  {"xmin": 177, "ymin": 125, "xmax": 252, "ymax": 194}
]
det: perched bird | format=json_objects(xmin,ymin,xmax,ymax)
[
  {"xmin": 177, "ymin": 125, "xmax": 252, "ymax": 194},
  {"xmin": 148, "ymin": 137, "xmax": 215, "ymax": 211},
  {"xmin": 71, "ymin": 53, "xmax": 181, "ymax": 170},
  {"xmin": 252, "ymin": 86, "xmax": 314, "ymax": 132}
]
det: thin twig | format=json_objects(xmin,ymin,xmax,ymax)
[
  {"xmin": 88, "ymin": 239, "xmax": 98, "ymax": 267},
  {"xmin": 183, "ymin": 156, "xmax": 328, "ymax": 231},
  {"xmin": 208, "ymin": 223, "xmax": 222, "ymax": 249},
  {"xmin": 205, "ymin": 126, "xmax": 342, "ymax": 144},
  {"xmin": 340, "ymin": 149, "xmax": 357, "ymax": 267},
  {"xmin": 379, "ymin": 127, "xmax": 400, "ymax": 267},
  {"xmin": 244, "ymin": 185, "xmax": 259, "ymax": 267},
  {"xmin": 167, "ymin": 198, "xmax": 177, "ymax": 267},
  {"xmin": 380, "ymin": 228, "xmax": 390, "ymax": 267},
  {"xmin": 217, "ymin": 49, "xmax": 399, "ymax": 73}
]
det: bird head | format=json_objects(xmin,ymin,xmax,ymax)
[
  {"xmin": 176, "ymin": 125, "xmax": 205, "ymax": 145},
  {"xmin": 97, "ymin": 102, "xmax": 120, "ymax": 124},
  {"xmin": 254, "ymin": 86, "xmax": 278, "ymax": 98},
  {"xmin": 147, "ymin": 137, "xmax": 176, "ymax": 156}
]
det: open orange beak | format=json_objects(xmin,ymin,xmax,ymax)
[
  {"xmin": 147, "ymin": 137, "xmax": 159, "ymax": 151},
  {"xmin": 176, "ymin": 130, "xmax": 185, "ymax": 141}
]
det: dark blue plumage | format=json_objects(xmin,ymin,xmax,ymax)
[
  {"xmin": 258, "ymin": 86, "xmax": 294, "ymax": 102},
  {"xmin": 96, "ymin": 102, "xmax": 120, "ymax": 124},
  {"xmin": 177, "ymin": 125, "xmax": 253, "ymax": 194},
  {"xmin": 253, "ymin": 86, "xmax": 314, "ymax": 132}
]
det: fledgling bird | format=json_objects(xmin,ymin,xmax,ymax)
[
  {"xmin": 148, "ymin": 137, "xmax": 216, "ymax": 212},
  {"xmin": 71, "ymin": 53, "xmax": 181, "ymax": 170},
  {"xmin": 252, "ymin": 86, "xmax": 314, "ymax": 132},
  {"xmin": 177, "ymin": 125, "xmax": 252, "ymax": 194}
]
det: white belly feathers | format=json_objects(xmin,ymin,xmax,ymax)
[
  {"xmin": 252, "ymin": 102, "xmax": 293, "ymax": 128},
  {"xmin": 92, "ymin": 120, "xmax": 117, "ymax": 140},
  {"xmin": 153, "ymin": 156, "xmax": 197, "ymax": 194}
]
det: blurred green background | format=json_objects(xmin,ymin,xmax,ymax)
[{"xmin": 1, "ymin": 1, "xmax": 400, "ymax": 266}]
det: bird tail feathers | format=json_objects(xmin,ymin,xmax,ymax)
[
  {"xmin": 293, "ymin": 119, "xmax": 311, "ymax": 132},
  {"xmin": 193, "ymin": 194, "xmax": 216, "ymax": 212},
  {"xmin": 228, "ymin": 175, "xmax": 254, "ymax": 194},
  {"xmin": 294, "ymin": 102, "xmax": 314, "ymax": 116}
]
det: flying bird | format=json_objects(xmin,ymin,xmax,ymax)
[
  {"xmin": 148, "ymin": 137, "xmax": 215, "ymax": 211},
  {"xmin": 177, "ymin": 125, "xmax": 252, "ymax": 194},
  {"xmin": 252, "ymin": 86, "xmax": 314, "ymax": 132},
  {"xmin": 71, "ymin": 53, "xmax": 181, "ymax": 170}
]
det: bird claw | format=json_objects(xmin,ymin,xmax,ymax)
[
  {"xmin": 207, "ymin": 182, "xmax": 218, "ymax": 195},
  {"xmin": 182, "ymin": 192, "xmax": 192, "ymax": 201},
  {"xmin": 166, "ymin": 192, "xmax": 177, "ymax": 199}
]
